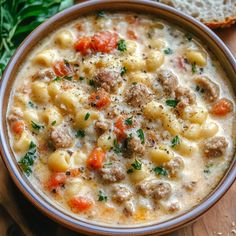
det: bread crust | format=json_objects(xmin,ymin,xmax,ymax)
[{"xmin": 205, "ymin": 16, "xmax": 236, "ymax": 29}]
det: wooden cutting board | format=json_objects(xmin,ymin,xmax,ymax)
[{"xmin": 0, "ymin": 18, "xmax": 235, "ymax": 236}]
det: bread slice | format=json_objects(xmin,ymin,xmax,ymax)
[{"xmin": 156, "ymin": 0, "xmax": 236, "ymax": 29}]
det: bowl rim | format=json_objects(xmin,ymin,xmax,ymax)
[{"xmin": 0, "ymin": 0, "xmax": 236, "ymax": 235}]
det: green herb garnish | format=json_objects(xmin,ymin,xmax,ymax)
[
  {"xmin": 98, "ymin": 190, "xmax": 107, "ymax": 202},
  {"xmin": 0, "ymin": 0, "xmax": 74, "ymax": 77},
  {"xmin": 84, "ymin": 112, "xmax": 90, "ymax": 121},
  {"xmin": 103, "ymin": 162, "xmax": 112, "ymax": 167},
  {"xmin": 79, "ymin": 76, "xmax": 85, "ymax": 81},
  {"xmin": 18, "ymin": 141, "xmax": 37, "ymax": 176},
  {"xmin": 117, "ymin": 39, "xmax": 127, "ymax": 52},
  {"xmin": 185, "ymin": 33, "xmax": 192, "ymax": 41},
  {"xmin": 89, "ymin": 80, "xmax": 95, "ymax": 87},
  {"xmin": 120, "ymin": 67, "xmax": 127, "ymax": 76},
  {"xmin": 76, "ymin": 130, "xmax": 85, "ymax": 138},
  {"xmin": 166, "ymin": 99, "xmax": 179, "ymax": 108},
  {"xmin": 191, "ymin": 62, "xmax": 197, "ymax": 73},
  {"xmin": 204, "ymin": 163, "xmax": 214, "ymax": 174},
  {"xmin": 171, "ymin": 135, "xmax": 180, "ymax": 147},
  {"xmin": 137, "ymin": 129, "xmax": 145, "ymax": 144},
  {"xmin": 125, "ymin": 117, "xmax": 133, "ymax": 126},
  {"xmin": 53, "ymin": 77, "xmax": 61, "ymax": 82},
  {"xmin": 51, "ymin": 120, "xmax": 56, "ymax": 126},
  {"xmin": 28, "ymin": 101, "xmax": 34, "ymax": 108},
  {"xmin": 127, "ymin": 168, "xmax": 134, "ymax": 174},
  {"xmin": 131, "ymin": 159, "xmax": 142, "ymax": 170},
  {"xmin": 164, "ymin": 48, "xmax": 173, "ymax": 55},
  {"xmin": 31, "ymin": 121, "xmax": 44, "ymax": 131},
  {"xmin": 113, "ymin": 139, "xmax": 121, "ymax": 154},
  {"xmin": 153, "ymin": 166, "xmax": 168, "ymax": 176},
  {"xmin": 64, "ymin": 76, "xmax": 72, "ymax": 81}
]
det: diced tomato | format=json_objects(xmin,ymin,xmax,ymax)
[
  {"xmin": 114, "ymin": 117, "xmax": 128, "ymax": 140},
  {"xmin": 211, "ymin": 98, "xmax": 233, "ymax": 116},
  {"xmin": 91, "ymin": 31, "xmax": 119, "ymax": 53},
  {"xmin": 89, "ymin": 89, "xmax": 111, "ymax": 109},
  {"xmin": 11, "ymin": 120, "xmax": 24, "ymax": 135},
  {"xmin": 53, "ymin": 61, "xmax": 72, "ymax": 77},
  {"xmin": 68, "ymin": 196, "xmax": 93, "ymax": 212},
  {"xmin": 125, "ymin": 15, "xmax": 139, "ymax": 24},
  {"xmin": 74, "ymin": 23, "xmax": 83, "ymax": 31},
  {"xmin": 74, "ymin": 36, "xmax": 92, "ymax": 55},
  {"xmin": 127, "ymin": 30, "xmax": 137, "ymax": 40},
  {"xmin": 87, "ymin": 147, "xmax": 105, "ymax": 169},
  {"xmin": 46, "ymin": 172, "xmax": 67, "ymax": 191}
]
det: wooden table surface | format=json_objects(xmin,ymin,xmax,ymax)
[{"xmin": 0, "ymin": 15, "xmax": 235, "ymax": 236}]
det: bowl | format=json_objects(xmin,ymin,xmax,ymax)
[{"xmin": 0, "ymin": 0, "xmax": 236, "ymax": 235}]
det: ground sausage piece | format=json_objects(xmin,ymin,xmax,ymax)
[
  {"xmin": 99, "ymin": 161, "xmax": 126, "ymax": 183},
  {"xmin": 94, "ymin": 120, "xmax": 110, "ymax": 135},
  {"xmin": 112, "ymin": 185, "xmax": 133, "ymax": 203},
  {"xmin": 123, "ymin": 200, "xmax": 135, "ymax": 216},
  {"xmin": 124, "ymin": 136, "xmax": 145, "ymax": 157},
  {"xmin": 195, "ymin": 76, "xmax": 219, "ymax": 103},
  {"xmin": 125, "ymin": 83, "xmax": 152, "ymax": 107},
  {"xmin": 32, "ymin": 70, "xmax": 55, "ymax": 81},
  {"xmin": 50, "ymin": 124, "xmax": 73, "ymax": 148},
  {"xmin": 94, "ymin": 69, "xmax": 121, "ymax": 93},
  {"xmin": 202, "ymin": 136, "xmax": 228, "ymax": 158},
  {"xmin": 157, "ymin": 69, "xmax": 178, "ymax": 97},
  {"xmin": 137, "ymin": 179, "xmax": 172, "ymax": 200},
  {"xmin": 163, "ymin": 156, "xmax": 184, "ymax": 177},
  {"xmin": 175, "ymin": 86, "xmax": 196, "ymax": 111}
]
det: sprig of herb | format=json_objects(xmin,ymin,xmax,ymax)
[
  {"xmin": 76, "ymin": 130, "xmax": 85, "ymax": 138},
  {"xmin": 125, "ymin": 117, "xmax": 133, "ymax": 126},
  {"xmin": 84, "ymin": 112, "xmax": 90, "ymax": 121},
  {"xmin": 117, "ymin": 39, "xmax": 127, "ymax": 52},
  {"xmin": 153, "ymin": 166, "xmax": 168, "ymax": 176},
  {"xmin": 131, "ymin": 159, "xmax": 142, "ymax": 170},
  {"xmin": 171, "ymin": 135, "xmax": 180, "ymax": 147},
  {"xmin": 51, "ymin": 120, "xmax": 57, "ymax": 126},
  {"xmin": 137, "ymin": 129, "xmax": 145, "ymax": 144},
  {"xmin": 28, "ymin": 101, "xmax": 35, "ymax": 108},
  {"xmin": 89, "ymin": 79, "xmax": 95, "ymax": 87},
  {"xmin": 120, "ymin": 66, "xmax": 127, "ymax": 76},
  {"xmin": 79, "ymin": 76, "xmax": 85, "ymax": 81},
  {"xmin": 113, "ymin": 139, "xmax": 121, "ymax": 154},
  {"xmin": 166, "ymin": 99, "xmax": 179, "ymax": 108},
  {"xmin": 191, "ymin": 62, "xmax": 197, "ymax": 73},
  {"xmin": 164, "ymin": 48, "xmax": 173, "ymax": 55},
  {"xmin": 31, "ymin": 121, "xmax": 44, "ymax": 131},
  {"xmin": 18, "ymin": 141, "xmax": 37, "ymax": 176},
  {"xmin": 98, "ymin": 190, "xmax": 107, "ymax": 202},
  {"xmin": 204, "ymin": 163, "xmax": 214, "ymax": 174},
  {"xmin": 0, "ymin": 0, "xmax": 74, "ymax": 77}
]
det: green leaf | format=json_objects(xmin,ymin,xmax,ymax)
[
  {"xmin": 137, "ymin": 129, "xmax": 145, "ymax": 144},
  {"xmin": 59, "ymin": 0, "xmax": 73, "ymax": 11},
  {"xmin": 51, "ymin": 120, "xmax": 56, "ymax": 126},
  {"xmin": 113, "ymin": 139, "xmax": 121, "ymax": 154},
  {"xmin": 117, "ymin": 39, "xmax": 126, "ymax": 52},
  {"xmin": 120, "ymin": 66, "xmax": 127, "ymax": 76},
  {"xmin": 166, "ymin": 99, "xmax": 179, "ymax": 108},
  {"xmin": 31, "ymin": 121, "xmax": 44, "ymax": 131},
  {"xmin": 84, "ymin": 112, "xmax": 90, "ymax": 121},
  {"xmin": 98, "ymin": 190, "xmax": 107, "ymax": 202},
  {"xmin": 191, "ymin": 62, "xmax": 197, "ymax": 73},
  {"xmin": 76, "ymin": 130, "xmax": 85, "ymax": 138},
  {"xmin": 125, "ymin": 117, "xmax": 133, "ymax": 126},
  {"xmin": 131, "ymin": 159, "xmax": 142, "ymax": 170},
  {"xmin": 153, "ymin": 166, "xmax": 168, "ymax": 176},
  {"xmin": 171, "ymin": 135, "xmax": 180, "ymax": 147},
  {"xmin": 164, "ymin": 48, "xmax": 173, "ymax": 55}
]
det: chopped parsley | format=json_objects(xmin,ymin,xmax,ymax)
[
  {"xmin": 120, "ymin": 67, "xmax": 127, "ymax": 76},
  {"xmin": 79, "ymin": 76, "xmax": 85, "ymax": 81},
  {"xmin": 171, "ymin": 135, "xmax": 180, "ymax": 147},
  {"xmin": 18, "ymin": 141, "xmax": 37, "ymax": 176},
  {"xmin": 132, "ymin": 82, "xmax": 137, "ymax": 85},
  {"xmin": 125, "ymin": 117, "xmax": 133, "ymax": 126},
  {"xmin": 53, "ymin": 77, "xmax": 61, "ymax": 82},
  {"xmin": 84, "ymin": 112, "xmax": 90, "ymax": 121},
  {"xmin": 89, "ymin": 79, "xmax": 95, "ymax": 87},
  {"xmin": 131, "ymin": 159, "xmax": 142, "ymax": 170},
  {"xmin": 53, "ymin": 76, "xmax": 73, "ymax": 82},
  {"xmin": 31, "ymin": 121, "xmax": 44, "ymax": 131},
  {"xmin": 137, "ymin": 129, "xmax": 145, "ymax": 144},
  {"xmin": 103, "ymin": 162, "xmax": 112, "ymax": 167},
  {"xmin": 166, "ymin": 99, "xmax": 179, "ymax": 108},
  {"xmin": 191, "ymin": 62, "xmax": 197, "ymax": 73},
  {"xmin": 153, "ymin": 166, "xmax": 168, "ymax": 176},
  {"xmin": 76, "ymin": 130, "xmax": 85, "ymax": 138},
  {"xmin": 117, "ymin": 39, "xmax": 127, "ymax": 52},
  {"xmin": 113, "ymin": 139, "xmax": 121, "ymax": 154},
  {"xmin": 64, "ymin": 76, "xmax": 72, "ymax": 81},
  {"xmin": 204, "ymin": 163, "xmax": 214, "ymax": 174},
  {"xmin": 51, "ymin": 120, "xmax": 56, "ymax": 126},
  {"xmin": 98, "ymin": 190, "xmax": 107, "ymax": 202},
  {"xmin": 96, "ymin": 10, "xmax": 105, "ymax": 18},
  {"xmin": 28, "ymin": 101, "xmax": 35, "ymax": 108},
  {"xmin": 196, "ymin": 85, "xmax": 205, "ymax": 93},
  {"xmin": 164, "ymin": 48, "xmax": 173, "ymax": 55}
]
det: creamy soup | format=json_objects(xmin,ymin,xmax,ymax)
[{"xmin": 7, "ymin": 12, "xmax": 235, "ymax": 226}]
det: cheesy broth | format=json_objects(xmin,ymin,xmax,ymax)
[{"xmin": 7, "ymin": 12, "xmax": 235, "ymax": 226}]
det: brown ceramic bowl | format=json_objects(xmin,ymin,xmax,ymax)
[{"xmin": 0, "ymin": 0, "xmax": 236, "ymax": 235}]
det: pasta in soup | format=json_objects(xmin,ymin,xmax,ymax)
[{"xmin": 7, "ymin": 11, "xmax": 235, "ymax": 226}]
